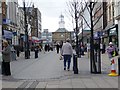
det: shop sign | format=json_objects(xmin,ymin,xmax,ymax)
[
  {"xmin": 94, "ymin": 31, "xmax": 103, "ymax": 39},
  {"xmin": 3, "ymin": 30, "xmax": 13, "ymax": 39},
  {"xmin": 109, "ymin": 28, "xmax": 116, "ymax": 35},
  {"xmin": 13, "ymin": 32, "xmax": 17, "ymax": 36},
  {"xmin": 2, "ymin": 19, "xmax": 10, "ymax": 24}
]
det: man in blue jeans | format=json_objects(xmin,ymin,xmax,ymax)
[{"xmin": 61, "ymin": 39, "xmax": 73, "ymax": 71}]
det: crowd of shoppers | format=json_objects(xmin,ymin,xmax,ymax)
[{"xmin": 1, "ymin": 38, "xmax": 119, "ymax": 76}]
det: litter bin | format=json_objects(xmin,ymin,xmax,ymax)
[{"xmin": 73, "ymin": 53, "xmax": 78, "ymax": 74}]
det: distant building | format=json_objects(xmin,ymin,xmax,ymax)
[
  {"xmin": 52, "ymin": 14, "xmax": 72, "ymax": 44},
  {"xmin": 41, "ymin": 29, "xmax": 52, "ymax": 44},
  {"xmin": 19, "ymin": 6, "xmax": 42, "ymax": 38},
  {"xmin": 31, "ymin": 8, "xmax": 42, "ymax": 37},
  {"xmin": 18, "ymin": 7, "xmax": 25, "ymax": 50}
]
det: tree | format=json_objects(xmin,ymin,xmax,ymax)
[
  {"xmin": 66, "ymin": 0, "xmax": 83, "ymax": 57},
  {"xmin": 67, "ymin": 0, "xmax": 103, "ymax": 73}
]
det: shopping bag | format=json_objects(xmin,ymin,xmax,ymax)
[{"xmin": 59, "ymin": 55, "xmax": 63, "ymax": 60}]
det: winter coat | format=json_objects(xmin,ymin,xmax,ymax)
[
  {"xmin": 2, "ymin": 45, "xmax": 11, "ymax": 62},
  {"xmin": 61, "ymin": 42, "xmax": 73, "ymax": 56},
  {"xmin": 106, "ymin": 46, "xmax": 115, "ymax": 58}
]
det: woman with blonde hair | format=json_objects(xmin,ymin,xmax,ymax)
[{"xmin": 2, "ymin": 41, "xmax": 11, "ymax": 76}]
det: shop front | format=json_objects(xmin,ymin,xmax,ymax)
[{"xmin": 103, "ymin": 24, "xmax": 118, "ymax": 46}]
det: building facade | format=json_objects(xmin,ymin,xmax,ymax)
[
  {"xmin": 115, "ymin": 0, "xmax": 120, "ymax": 53},
  {"xmin": 2, "ymin": 1, "xmax": 13, "ymax": 44},
  {"xmin": 17, "ymin": 7, "xmax": 25, "ymax": 50},
  {"xmin": 41, "ymin": 29, "xmax": 52, "ymax": 44},
  {"xmin": 86, "ymin": 0, "xmax": 118, "ymax": 47},
  {"xmin": 2, "ymin": 1, "xmax": 19, "ymax": 46},
  {"xmin": 6, "ymin": 1, "xmax": 19, "ymax": 45},
  {"xmin": 103, "ymin": 1, "xmax": 118, "ymax": 46},
  {"xmin": 29, "ymin": 7, "xmax": 42, "ymax": 37},
  {"xmin": 52, "ymin": 14, "xmax": 72, "ymax": 44}
]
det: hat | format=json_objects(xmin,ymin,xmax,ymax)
[{"xmin": 109, "ymin": 42, "xmax": 113, "ymax": 45}]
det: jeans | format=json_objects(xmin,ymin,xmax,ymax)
[{"xmin": 63, "ymin": 55, "xmax": 71, "ymax": 69}]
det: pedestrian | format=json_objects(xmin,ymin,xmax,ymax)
[
  {"xmin": 102, "ymin": 43, "xmax": 106, "ymax": 54},
  {"xmin": 106, "ymin": 42, "xmax": 116, "ymax": 61},
  {"xmin": 56, "ymin": 43, "xmax": 60, "ymax": 54},
  {"xmin": 1, "ymin": 41, "xmax": 11, "ymax": 76},
  {"xmin": 81, "ymin": 43, "xmax": 84, "ymax": 55},
  {"xmin": 45, "ymin": 44, "xmax": 47, "ymax": 52},
  {"xmin": 59, "ymin": 41, "xmax": 63, "ymax": 53},
  {"xmin": 16, "ymin": 45, "xmax": 20, "ymax": 57},
  {"xmin": 87, "ymin": 43, "xmax": 90, "ymax": 58},
  {"xmin": 16, "ymin": 49, "xmax": 20, "ymax": 57},
  {"xmin": 61, "ymin": 38, "xmax": 73, "ymax": 71},
  {"xmin": 39, "ymin": 45, "xmax": 42, "ymax": 52},
  {"xmin": 84, "ymin": 43, "xmax": 87, "ymax": 52},
  {"xmin": 47, "ymin": 44, "xmax": 50, "ymax": 52},
  {"xmin": 34, "ymin": 46, "xmax": 39, "ymax": 58}
]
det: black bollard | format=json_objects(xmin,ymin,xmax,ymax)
[
  {"xmin": 73, "ymin": 54, "xmax": 78, "ymax": 74},
  {"xmin": 118, "ymin": 57, "xmax": 120, "ymax": 75}
]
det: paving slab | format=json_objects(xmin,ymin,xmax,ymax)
[
  {"xmin": 81, "ymin": 78, "xmax": 99, "ymax": 88},
  {"xmin": 35, "ymin": 82, "xmax": 47, "ymax": 88},
  {"xmin": 59, "ymin": 79, "xmax": 72, "ymax": 88},
  {"xmin": 2, "ymin": 81, "xmax": 23, "ymax": 88},
  {"xmin": 102, "ymin": 77, "xmax": 118, "ymax": 88},
  {"xmin": 71, "ymin": 78, "xmax": 86, "ymax": 88},
  {"xmin": 91, "ymin": 77, "xmax": 112, "ymax": 88}
]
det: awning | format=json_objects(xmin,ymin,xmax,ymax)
[{"xmin": 30, "ymin": 36, "xmax": 41, "ymax": 43}]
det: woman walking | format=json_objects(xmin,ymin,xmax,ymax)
[
  {"xmin": 2, "ymin": 41, "xmax": 11, "ymax": 76},
  {"xmin": 61, "ymin": 39, "xmax": 73, "ymax": 71}
]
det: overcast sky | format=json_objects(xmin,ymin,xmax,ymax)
[{"xmin": 18, "ymin": 0, "xmax": 74, "ymax": 32}]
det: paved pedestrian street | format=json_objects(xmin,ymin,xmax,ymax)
[{"xmin": 1, "ymin": 51, "xmax": 119, "ymax": 89}]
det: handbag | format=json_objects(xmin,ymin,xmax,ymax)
[{"xmin": 59, "ymin": 55, "xmax": 63, "ymax": 60}]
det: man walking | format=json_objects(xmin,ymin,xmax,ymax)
[
  {"xmin": 56, "ymin": 43, "xmax": 60, "ymax": 54},
  {"xmin": 61, "ymin": 39, "xmax": 73, "ymax": 71}
]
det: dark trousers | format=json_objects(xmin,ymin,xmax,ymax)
[
  {"xmin": 57, "ymin": 49, "xmax": 59, "ymax": 54},
  {"xmin": 35, "ymin": 51, "xmax": 38, "ymax": 58},
  {"xmin": 63, "ymin": 55, "xmax": 71, "ymax": 69},
  {"xmin": 2, "ymin": 62, "xmax": 11, "ymax": 76},
  {"xmin": 17, "ymin": 50, "xmax": 19, "ymax": 57}
]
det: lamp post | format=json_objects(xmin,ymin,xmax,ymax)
[
  {"xmin": 23, "ymin": 1, "xmax": 30, "ymax": 59},
  {"xmin": 75, "ymin": 3, "xmax": 79, "ymax": 57}
]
